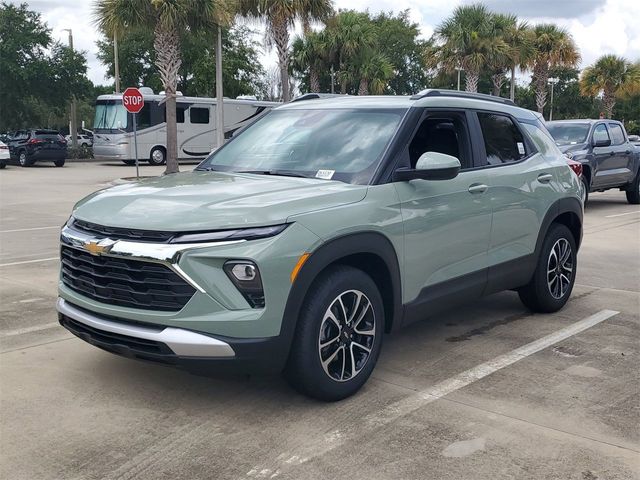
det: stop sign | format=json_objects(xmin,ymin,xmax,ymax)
[{"xmin": 122, "ymin": 87, "xmax": 144, "ymax": 113}]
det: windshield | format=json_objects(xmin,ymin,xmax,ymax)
[
  {"xmin": 546, "ymin": 123, "xmax": 590, "ymax": 145},
  {"xmin": 197, "ymin": 108, "xmax": 405, "ymax": 184},
  {"xmin": 94, "ymin": 100, "xmax": 128, "ymax": 132}
]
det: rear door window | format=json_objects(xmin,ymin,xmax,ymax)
[
  {"xmin": 608, "ymin": 124, "xmax": 625, "ymax": 145},
  {"xmin": 476, "ymin": 112, "xmax": 528, "ymax": 165}
]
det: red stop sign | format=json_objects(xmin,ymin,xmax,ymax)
[{"xmin": 122, "ymin": 87, "xmax": 144, "ymax": 113}]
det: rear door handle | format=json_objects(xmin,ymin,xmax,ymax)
[
  {"xmin": 537, "ymin": 173, "xmax": 553, "ymax": 183},
  {"xmin": 468, "ymin": 183, "xmax": 488, "ymax": 194}
]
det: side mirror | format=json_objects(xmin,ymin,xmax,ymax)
[
  {"xmin": 393, "ymin": 151, "xmax": 461, "ymax": 182},
  {"xmin": 593, "ymin": 138, "xmax": 611, "ymax": 147}
]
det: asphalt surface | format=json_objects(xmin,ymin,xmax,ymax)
[{"xmin": 1, "ymin": 162, "xmax": 639, "ymax": 480}]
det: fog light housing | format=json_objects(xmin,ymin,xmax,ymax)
[{"xmin": 224, "ymin": 261, "xmax": 265, "ymax": 308}]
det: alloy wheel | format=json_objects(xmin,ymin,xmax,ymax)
[
  {"xmin": 19, "ymin": 152, "xmax": 26, "ymax": 166},
  {"xmin": 318, "ymin": 289, "xmax": 376, "ymax": 382},
  {"xmin": 547, "ymin": 238, "xmax": 573, "ymax": 299}
]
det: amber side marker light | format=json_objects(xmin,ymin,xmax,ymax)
[{"xmin": 290, "ymin": 253, "xmax": 310, "ymax": 283}]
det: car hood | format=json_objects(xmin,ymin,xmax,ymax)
[
  {"xmin": 72, "ymin": 171, "xmax": 368, "ymax": 231},
  {"xmin": 557, "ymin": 142, "xmax": 588, "ymax": 154}
]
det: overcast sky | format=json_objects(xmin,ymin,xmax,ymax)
[{"xmin": 19, "ymin": 0, "xmax": 640, "ymax": 87}]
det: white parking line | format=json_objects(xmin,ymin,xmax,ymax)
[
  {"xmin": 0, "ymin": 226, "xmax": 61, "ymax": 233},
  {"xmin": 0, "ymin": 257, "xmax": 59, "ymax": 267},
  {"xmin": 0, "ymin": 322, "xmax": 60, "ymax": 338},
  {"xmin": 605, "ymin": 210, "xmax": 640, "ymax": 218},
  {"xmin": 246, "ymin": 309, "xmax": 620, "ymax": 478}
]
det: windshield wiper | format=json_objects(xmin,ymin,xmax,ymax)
[{"xmin": 236, "ymin": 170, "xmax": 309, "ymax": 179}]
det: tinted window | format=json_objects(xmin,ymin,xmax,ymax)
[
  {"xmin": 199, "ymin": 108, "xmax": 404, "ymax": 184},
  {"xmin": 608, "ymin": 124, "xmax": 625, "ymax": 145},
  {"xmin": 177, "ymin": 105, "xmax": 186, "ymax": 123},
  {"xmin": 477, "ymin": 112, "xmax": 527, "ymax": 165},
  {"xmin": 190, "ymin": 107, "xmax": 210, "ymax": 124},
  {"xmin": 592, "ymin": 124, "xmax": 609, "ymax": 143},
  {"xmin": 409, "ymin": 113, "xmax": 472, "ymax": 169}
]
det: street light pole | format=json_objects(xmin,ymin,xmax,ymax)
[
  {"xmin": 549, "ymin": 77, "xmax": 559, "ymax": 121},
  {"xmin": 114, "ymin": 31, "xmax": 121, "ymax": 93},
  {"xmin": 63, "ymin": 29, "xmax": 77, "ymax": 149},
  {"xmin": 455, "ymin": 67, "xmax": 463, "ymax": 91},
  {"xmin": 215, "ymin": 25, "xmax": 225, "ymax": 150}
]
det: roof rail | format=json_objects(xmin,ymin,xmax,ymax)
[
  {"xmin": 290, "ymin": 93, "xmax": 348, "ymax": 103},
  {"xmin": 411, "ymin": 89, "xmax": 516, "ymax": 106}
]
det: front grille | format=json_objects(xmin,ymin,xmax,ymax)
[
  {"xmin": 60, "ymin": 246, "xmax": 196, "ymax": 311},
  {"xmin": 71, "ymin": 218, "xmax": 174, "ymax": 243}
]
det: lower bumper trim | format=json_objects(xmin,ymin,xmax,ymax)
[{"xmin": 56, "ymin": 298, "xmax": 235, "ymax": 358}]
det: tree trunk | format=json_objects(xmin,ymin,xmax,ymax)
[
  {"xmin": 271, "ymin": 17, "xmax": 291, "ymax": 102},
  {"xmin": 153, "ymin": 23, "xmax": 181, "ymax": 174},
  {"xmin": 358, "ymin": 78, "xmax": 368, "ymax": 96},
  {"xmin": 491, "ymin": 73, "xmax": 504, "ymax": 97},
  {"xmin": 533, "ymin": 64, "xmax": 548, "ymax": 115},
  {"xmin": 465, "ymin": 70, "xmax": 479, "ymax": 93},
  {"xmin": 602, "ymin": 88, "xmax": 615, "ymax": 118},
  {"xmin": 510, "ymin": 65, "xmax": 516, "ymax": 101},
  {"xmin": 309, "ymin": 68, "xmax": 320, "ymax": 93},
  {"xmin": 340, "ymin": 77, "xmax": 347, "ymax": 94}
]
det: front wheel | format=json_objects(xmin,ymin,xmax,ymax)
[
  {"xmin": 54, "ymin": 159, "xmax": 65, "ymax": 167},
  {"xmin": 148, "ymin": 147, "xmax": 166, "ymax": 166},
  {"xmin": 581, "ymin": 176, "xmax": 589, "ymax": 205},
  {"xmin": 285, "ymin": 266, "xmax": 384, "ymax": 401},
  {"xmin": 625, "ymin": 171, "xmax": 640, "ymax": 204},
  {"xmin": 518, "ymin": 223, "xmax": 577, "ymax": 313}
]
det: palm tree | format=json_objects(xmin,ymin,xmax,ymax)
[
  {"xmin": 94, "ymin": 0, "xmax": 233, "ymax": 174},
  {"xmin": 503, "ymin": 19, "xmax": 534, "ymax": 101},
  {"xmin": 528, "ymin": 24, "xmax": 580, "ymax": 115},
  {"xmin": 239, "ymin": 0, "xmax": 333, "ymax": 102},
  {"xmin": 324, "ymin": 10, "xmax": 377, "ymax": 94},
  {"xmin": 357, "ymin": 52, "xmax": 393, "ymax": 95},
  {"xmin": 486, "ymin": 13, "xmax": 516, "ymax": 97},
  {"xmin": 580, "ymin": 55, "xmax": 640, "ymax": 118},
  {"xmin": 291, "ymin": 31, "xmax": 328, "ymax": 93},
  {"xmin": 434, "ymin": 4, "xmax": 507, "ymax": 93}
]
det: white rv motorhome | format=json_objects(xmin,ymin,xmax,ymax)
[{"xmin": 92, "ymin": 88, "xmax": 279, "ymax": 165}]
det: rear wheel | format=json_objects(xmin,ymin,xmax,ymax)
[
  {"xmin": 121, "ymin": 160, "xmax": 136, "ymax": 166},
  {"xmin": 518, "ymin": 223, "xmax": 577, "ymax": 313},
  {"xmin": 285, "ymin": 266, "xmax": 384, "ymax": 401},
  {"xmin": 625, "ymin": 171, "xmax": 640, "ymax": 204},
  {"xmin": 149, "ymin": 146, "xmax": 166, "ymax": 166},
  {"xmin": 581, "ymin": 176, "xmax": 589, "ymax": 205},
  {"xmin": 18, "ymin": 150, "xmax": 33, "ymax": 167},
  {"xmin": 0, "ymin": 160, "xmax": 6, "ymax": 169},
  {"xmin": 54, "ymin": 159, "xmax": 65, "ymax": 167}
]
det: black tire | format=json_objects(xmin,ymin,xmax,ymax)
[
  {"xmin": 149, "ymin": 146, "xmax": 166, "ymax": 166},
  {"xmin": 581, "ymin": 176, "xmax": 589, "ymax": 205},
  {"xmin": 54, "ymin": 159, "xmax": 65, "ymax": 167},
  {"xmin": 122, "ymin": 160, "xmax": 136, "ymax": 166},
  {"xmin": 625, "ymin": 170, "xmax": 640, "ymax": 204},
  {"xmin": 18, "ymin": 150, "xmax": 33, "ymax": 167},
  {"xmin": 518, "ymin": 223, "xmax": 577, "ymax": 313},
  {"xmin": 285, "ymin": 265, "xmax": 384, "ymax": 401},
  {"xmin": 0, "ymin": 160, "xmax": 6, "ymax": 169}
]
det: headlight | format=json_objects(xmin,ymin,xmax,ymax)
[
  {"xmin": 224, "ymin": 260, "xmax": 264, "ymax": 308},
  {"xmin": 169, "ymin": 224, "xmax": 288, "ymax": 244}
]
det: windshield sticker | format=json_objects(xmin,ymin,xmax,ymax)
[
  {"xmin": 517, "ymin": 142, "xmax": 525, "ymax": 155},
  {"xmin": 315, "ymin": 169, "xmax": 335, "ymax": 180}
]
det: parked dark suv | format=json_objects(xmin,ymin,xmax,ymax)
[
  {"xmin": 547, "ymin": 119, "xmax": 640, "ymax": 204},
  {"xmin": 8, "ymin": 129, "xmax": 67, "ymax": 167}
]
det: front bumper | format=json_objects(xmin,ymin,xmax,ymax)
[{"xmin": 57, "ymin": 298, "xmax": 289, "ymax": 373}]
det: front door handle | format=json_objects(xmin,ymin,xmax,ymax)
[
  {"xmin": 468, "ymin": 183, "xmax": 488, "ymax": 194},
  {"xmin": 537, "ymin": 173, "xmax": 553, "ymax": 183}
]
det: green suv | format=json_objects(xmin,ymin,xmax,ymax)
[{"xmin": 57, "ymin": 90, "xmax": 582, "ymax": 400}]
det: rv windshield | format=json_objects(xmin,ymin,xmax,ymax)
[
  {"xmin": 197, "ymin": 108, "xmax": 404, "ymax": 184},
  {"xmin": 94, "ymin": 101, "xmax": 128, "ymax": 132}
]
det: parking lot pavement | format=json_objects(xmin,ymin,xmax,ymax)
[{"xmin": 1, "ymin": 162, "xmax": 639, "ymax": 480}]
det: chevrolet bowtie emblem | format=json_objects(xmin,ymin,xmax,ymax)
[{"xmin": 83, "ymin": 239, "xmax": 115, "ymax": 256}]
